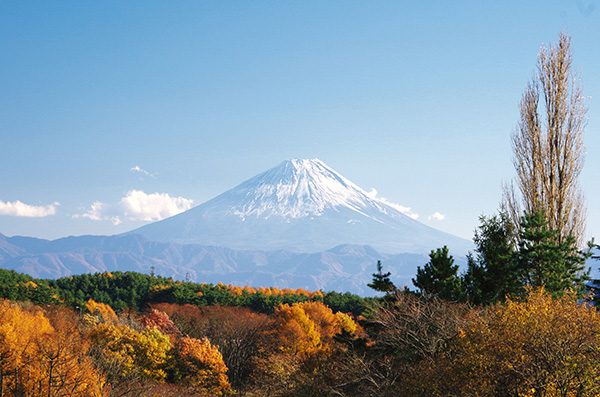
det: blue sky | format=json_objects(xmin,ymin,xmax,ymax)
[{"xmin": 1, "ymin": 1, "xmax": 600, "ymax": 247}]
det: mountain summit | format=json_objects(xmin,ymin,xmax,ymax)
[
  {"xmin": 209, "ymin": 158, "xmax": 406, "ymax": 220},
  {"xmin": 126, "ymin": 159, "xmax": 471, "ymax": 254}
]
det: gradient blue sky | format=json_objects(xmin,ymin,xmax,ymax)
[{"xmin": 1, "ymin": 1, "xmax": 599, "ymax": 246}]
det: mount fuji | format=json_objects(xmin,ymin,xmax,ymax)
[
  {"xmin": 1, "ymin": 159, "xmax": 474, "ymax": 294},
  {"xmin": 127, "ymin": 159, "xmax": 471, "ymax": 255}
]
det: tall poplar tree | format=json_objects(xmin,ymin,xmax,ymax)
[{"xmin": 503, "ymin": 32, "xmax": 587, "ymax": 245}]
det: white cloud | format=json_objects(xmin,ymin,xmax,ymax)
[
  {"xmin": 428, "ymin": 212, "xmax": 446, "ymax": 221},
  {"xmin": 74, "ymin": 201, "xmax": 122, "ymax": 225},
  {"xmin": 367, "ymin": 188, "xmax": 419, "ymax": 219},
  {"xmin": 74, "ymin": 190, "xmax": 194, "ymax": 225},
  {"xmin": 119, "ymin": 190, "xmax": 194, "ymax": 221},
  {"xmin": 130, "ymin": 166, "xmax": 157, "ymax": 179},
  {"xmin": 0, "ymin": 200, "xmax": 59, "ymax": 217}
]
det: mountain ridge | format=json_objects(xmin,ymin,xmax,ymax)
[{"xmin": 0, "ymin": 233, "xmax": 430, "ymax": 295}]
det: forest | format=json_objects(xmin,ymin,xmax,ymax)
[{"xmin": 1, "ymin": 246, "xmax": 600, "ymax": 397}]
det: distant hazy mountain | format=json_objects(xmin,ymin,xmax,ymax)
[
  {"xmin": 0, "ymin": 159, "xmax": 476, "ymax": 295},
  {"xmin": 127, "ymin": 159, "xmax": 472, "ymax": 255},
  {"xmin": 0, "ymin": 233, "xmax": 429, "ymax": 295}
]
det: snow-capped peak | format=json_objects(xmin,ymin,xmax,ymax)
[
  {"xmin": 219, "ymin": 158, "xmax": 395, "ymax": 220},
  {"xmin": 127, "ymin": 158, "xmax": 472, "ymax": 255}
]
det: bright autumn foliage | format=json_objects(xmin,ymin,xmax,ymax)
[
  {"xmin": 448, "ymin": 288, "xmax": 600, "ymax": 396},
  {"xmin": 335, "ymin": 311, "xmax": 357, "ymax": 335},
  {"xmin": 88, "ymin": 322, "xmax": 172, "ymax": 383},
  {"xmin": 34, "ymin": 307, "xmax": 105, "ymax": 396},
  {"xmin": 176, "ymin": 336, "xmax": 230, "ymax": 396},
  {"xmin": 86, "ymin": 299, "xmax": 119, "ymax": 324},
  {"xmin": 276, "ymin": 303, "xmax": 321, "ymax": 356},
  {"xmin": 0, "ymin": 300, "xmax": 103, "ymax": 396},
  {"xmin": 274, "ymin": 301, "xmax": 358, "ymax": 357},
  {"xmin": 140, "ymin": 309, "xmax": 182, "ymax": 338},
  {"xmin": 229, "ymin": 285, "xmax": 243, "ymax": 296},
  {"xmin": 226, "ymin": 283, "xmax": 323, "ymax": 299}
]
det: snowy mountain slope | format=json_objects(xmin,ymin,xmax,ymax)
[{"xmin": 127, "ymin": 159, "xmax": 472, "ymax": 255}]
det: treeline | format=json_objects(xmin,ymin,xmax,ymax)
[
  {"xmin": 0, "ymin": 268, "xmax": 370, "ymax": 317},
  {"xmin": 2, "ymin": 208, "xmax": 599, "ymax": 396},
  {"xmin": 409, "ymin": 210, "xmax": 596, "ymax": 305}
]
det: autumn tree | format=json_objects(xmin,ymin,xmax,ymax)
[
  {"xmin": 504, "ymin": 32, "xmax": 587, "ymax": 245},
  {"xmin": 88, "ymin": 322, "xmax": 172, "ymax": 387},
  {"xmin": 253, "ymin": 301, "xmax": 360, "ymax": 395},
  {"xmin": 33, "ymin": 306, "xmax": 104, "ymax": 396},
  {"xmin": 0, "ymin": 301, "xmax": 104, "ymax": 396},
  {"xmin": 86, "ymin": 298, "xmax": 119, "ymax": 324},
  {"xmin": 448, "ymin": 288, "xmax": 600, "ymax": 396},
  {"xmin": 140, "ymin": 309, "xmax": 182, "ymax": 339},
  {"xmin": 273, "ymin": 301, "xmax": 357, "ymax": 357},
  {"xmin": 173, "ymin": 336, "xmax": 230, "ymax": 396}
]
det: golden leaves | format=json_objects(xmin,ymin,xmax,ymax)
[
  {"xmin": 0, "ymin": 300, "xmax": 104, "ymax": 396},
  {"xmin": 449, "ymin": 288, "xmax": 600, "ymax": 395}
]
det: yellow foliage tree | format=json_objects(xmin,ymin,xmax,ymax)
[
  {"xmin": 34, "ymin": 307, "xmax": 105, "ymax": 396},
  {"xmin": 276, "ymin": 303, "xmax": 322, "ymax": 356},
  {"xmin": 335, "ymin": 312, "xmax": 357, "ymax": 335},
  {"xmin": 88, "ymin": 322, "xmax": 172, "ymax": 384},
  {"xmin": 230, "ymin": 285, "xmax": 243, "ymax": 296},
  {"xmin": 275, "ymin": 301, "xmax": 358, "ymax": 357},
  {"xmin": 0, "ymin": 301, "xmax": 103, "ymax": 396},
  {"xmin": 448, "ymin": 288, "xmax": 600, "ymax": 396},
  {"xmin": 86, "ymin": 299, "xmax": 119, "ymax": 324},
  {"xmin": 243, "ymin": 285, "xmax": 256, "ymax": 294},
  {"xmin": 176, "ymin": 336, "xmax": 231, "ymax": 396}
]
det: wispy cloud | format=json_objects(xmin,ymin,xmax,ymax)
[
  {"xmin": 0, "ymin": 200, "xmax": 59, "ymax": 217},
  {"xmin": 74, "ymin": 190, "xmax": 194, "ymax": 225},
  {"xmin": 73, "ymin": 201, "xmax": 122, "ymax": 225},
  {"xmin": 130, "ymin": 166, "xmax": 157, "ymax": 179},
  {"xmin": 428, "ymin": 212, "xmax": 446, "ymax": 221},
  {"xmin": 367, "ymin": 188, "xmax": 419, "ymax": 219}
]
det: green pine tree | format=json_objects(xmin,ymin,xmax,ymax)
[
  {"xmin": 515, "ymin": 210, "xmax": 590, "ymax": 296},
  {"xmin": 368, "ymin": 260, "xmax": 395, "ymax": 293},
  {"xmin": 413, "ymin": 246, "xmax": 462, "ymax": 301},
  {"xmin": 462, "ymin": 213, "xmax": 519, "ymax": 304}
]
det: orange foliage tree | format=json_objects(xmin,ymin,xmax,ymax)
[
  {"xmin": 174, "ymin": 336, "xmax": 230, "ymax": 396},
  {"xmin": 0, "ymin": 300, "xmax": 104, "ymax": 396},
  {"xmin": 274, "ymin": 301, "xmax": 357, "ymax": 357},
  {"xmin": 251, "ymin": 301, "xmax": 360, "ymax": 394},
  {"xmin": 139, "ymin": 307, "xmax": 231, "ymax": 395},
  {"xmin": 86, "ymin": 298, "xmax": 119, "ymax": 324},
  {"xmin": 140, "ymin": 309, "xmax": 182, "ymax": 339}
]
